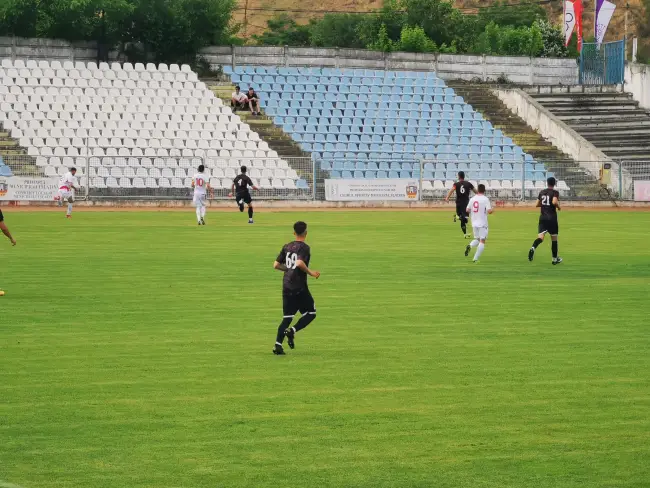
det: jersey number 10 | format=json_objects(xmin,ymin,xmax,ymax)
[
  {"xmin": 285, "ymin": 253, "xmax": 298, "ymax": 270},
  {"xmin": 196, "ymin": 178, "xmax": 204, "ymax": 187}
]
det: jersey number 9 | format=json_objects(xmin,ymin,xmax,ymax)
[
  {"xmin": 472, "ymin": 200, "xmax": 480, "ymax": 212},
  {"xmin": 285, "ymin": 252, "xmax": 298, "ymax": 270}
]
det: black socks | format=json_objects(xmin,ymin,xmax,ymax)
[
  {"xmin": 275, "ymin": 317, "xmax": 293, "ymax": 344},
  {"xmin": 532, "ymin": 238, "xmax": 543, "ymax": 249},
  {"xmin": 293, "ymin": 313, "xmax": 316, "ymax": 332},
  {"xmin": 248, "ymin": 207, "xmax": 253, "ymax": 219},
  {"xmin": 552, "ymin": 241, "xmax": 558, "ymax": 258}
]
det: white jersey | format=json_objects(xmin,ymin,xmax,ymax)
[
  {"xmin": 467, "ymin": 194, "xmax": 492, "ymax": 228},
  {"xmin": 192, "ymin": 173, "xmax": 208, "ymax": 196},
  {"xmin": 59, "ymin": 172, "xmax": 78, "ymax": 191},
  {"xmin": 232, "ymin": 92, "xmax": 247, "ymax": 102}
]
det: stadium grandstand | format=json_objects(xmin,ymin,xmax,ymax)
[
  {"xmin": 0, "ymin": 59, "xmax": 310, "ymax": 198},
  {"xmin": 0, "ymin": 58, "xmax": 577, "ymax": 201}
]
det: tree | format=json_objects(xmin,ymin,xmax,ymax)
[
  {"xmin": 366, "ymin": 23, "xmax": 394, "ymax": 52},
  {"xmin": 251, "ymin": 14, "xmax": 310, "ymax": 46},
  {"xmin": 0, "ymin": 0, "xmax": 39, "ymax": 37},
  {"xmin": 535, "ymin": 19, "xmax": 567, "ymax": 58},
  {"xmin": 472, "ymin": 21, "xmax": 544, "ymax": 56},
  {"xmin": 396, "ymin": 25, "xmax": 436, "ymax": 52},
  {"xmin": 310, "ymin": 13, "xmax": 365, "ymax": 48},
  {"xmin": 477, "ymin": 0, "xmax": 546, "ymax": 30}
]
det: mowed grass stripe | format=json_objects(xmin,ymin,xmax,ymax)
[{"xmin": 1, "ymin": 210, "xmax": 649, "ymax": 488}]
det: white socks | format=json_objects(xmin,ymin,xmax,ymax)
[
  {"xmin": 67, "ymin": 203, "xmax": 72, "ymax": 215},
  {"xmin": 200, "ymin": 206, "xmax": 206, "ymax": 218},
  {"xmin": 474, "ymin": 243, "xmax": 485, "ymax": 261},
  {"xmin": 196, "ymin": 207, "xmax": 201, "ymax": 222},
  {"xmin": 470, "ymin": 239, "xmax": 479, "ymax": 248}
]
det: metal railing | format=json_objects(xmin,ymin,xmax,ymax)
[{"xmin": 2, "ymin": 153, "xmax": 650, "ymax": 203}]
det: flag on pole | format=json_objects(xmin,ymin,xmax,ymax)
[
  {"xmin": 564, "ymin": 0, "xmax": 576, "ymax": 47},
  {"xmin": 596, "ymin": 0, "xmax": 616, "ymax": 48},
  {"xmin": 574, "ymin": 0, "xmax": 584, "ymax": 52}
]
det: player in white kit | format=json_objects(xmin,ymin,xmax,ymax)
[
  {"xmin": 58, "ymin": 168, "xmax": 79, "ymax": 218},
  {"xmin": 464, "ymin": 184, "xmax": 493, "ymax": 262},
  {"xmin": 191, "ymin": 165, "xmax": 211, "ymax": 225}
]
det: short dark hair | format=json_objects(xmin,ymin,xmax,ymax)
[
  {"xmin": 198, "ymin": 164, "xmax": 205, "ymax": 172},
  {"xmin": 458, "ymin": 171, "xmax": 465, "ymax": 179},
  {"xmin": 478, "ymin": 183, "xmax": 486, "ymax": 193},
  {"xmin": 235, "ymin": 85, "xmax": 240, "ymax": 90},
  {"xmin": 241, "ymin": 165, "xmax": 247, "ymax": 174},
  {"xmin": 248, "ymin": 86, "xmax": 254, "ymax": 90},
  {"xmin": 547, "ymin": 176, "xmax": 557, "ymax": 187},
  {"xmin": 70, "ymin": 167, "xmax": 77, "ymax": 172},
  {"xmin": 294, "ymin": 221, "xmax": 307, "ymax": 236}
]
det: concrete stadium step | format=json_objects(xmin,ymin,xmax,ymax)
[
  {"xmin": 538, "ymin": 101, "xmax": 640, "ymax": 111},
  {"xmin": 530, "ymin": 94, "xmax": 634, "ymax": 105},
  {"xmin": 205, "ymin": 80, "xmax": 310, "ymax": 162}
]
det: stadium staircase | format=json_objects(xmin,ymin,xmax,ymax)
[
  {"xmin": 528, "ymin": 90, "xmax": 650, "ymax": 162},
  {"xmin": 0, "ymin": 124, "xmax": 39, "ymax": 176},
  {"xmin": 205, "ymin": 80, "xmax": 309, "ymax": 159},
  {"xmin": 447, "ymin": 81, "xmax": 599, "ymax": 195}
]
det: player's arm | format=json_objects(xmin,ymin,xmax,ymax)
[
  {"xmin": 487, "ymin": 202, "xmax": 494, "ymax": 215},
  {"xmin": 274, "ymin": 249, "xmax": 288, "ymax": 271},
  {"xmin": 228, "ymin": 181, "xmax": 235, "ymax": 198},
  {"xmin": 535, "ymin": 199, "xmax": 542, "ymax": 208},
  {"xmin": 0, "ymin": 221, "xmax": 16, "ymax": 246},
  {"xmin": 553, "ymin": 196, "xmax": 561, "ymax": 211},
  {"xmin": 296, "ymin": 259, "xmax": 320, "ymax": 279},
  {"xmin": 444, "ymin": 185, "xmax": 456, "ymax": 202},
  {"xmin": 248, "ymin": 177, "xmax": 259, "ymax": 191},
  {"xmin": 191, "ymin": 178, "xmax": 195, "ymax": 189},
  {"xmin": 273, "ymin": 261, "xmax": 288, "ymax": 271}
]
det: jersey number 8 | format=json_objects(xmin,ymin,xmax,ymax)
[{"xmin": 285, "ymin": 252, "xmax": 298, "ymax": 270}]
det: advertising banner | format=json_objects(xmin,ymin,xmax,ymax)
[
  {"xmin": 633, "ymin": 181, "xmax": 650, "ymax": 201},
  {"xmin": 325, "ymin": 179, "xmax": 420, "ymax": 201},
  {"xmin": 595, "ymin": 0, "xmax": 616, "ymax": 48},
  {"xmin": 0, "ymin": 176, "xmax": 59, "ymax": 201}
]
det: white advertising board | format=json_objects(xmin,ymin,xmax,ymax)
[
  {"xmin": 325, "ymin": 179, "xmax": 419, "ymax": 201},
  {"xmin": 0, "ymin": 176, "xmax": 60, "ymax": 201}
]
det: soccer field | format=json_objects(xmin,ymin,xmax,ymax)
[{"xmin": 1, "ymin": 209, "xmax": 649, "ymax": 488}]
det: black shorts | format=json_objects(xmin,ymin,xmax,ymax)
[
  {"xmin": 456, "ymin": 201, "xmax": 469, "ymax": 219},
  {"xmin": 538, "ymin": 218, "xmax": 559, "ymax": 235},
  {"xmin": 283, "ymin": 288, "xmax": 316, "ymax": 317},
  {"xmin": 235, "ymin": 192, "xmax": 252, "ymax": 205},
  {"xmin": 0, "ymin": 209, "xmax": 3, "ymax": 222},
  {"xmin": 232, "ymin": 100, "xmax": 247, "ymax": 110}
]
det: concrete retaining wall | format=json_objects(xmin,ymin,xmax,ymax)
[
  {"xmin": 0, "ymin": 37, "xmax": 98, "ymax": 62},
  {"xmin": 494, "ymin": 88, "xmax": 622, "ymax": 189},
  {"xmin": 0, "ymin": 37, "xmax": 580, "ymax": 85},
  {"xmin": 200, "ymin": 46, "xmax": 579, "ymax": 85},
  {"xmin": 625, "ymin": 62, "xmax": 650, "ymax": 109}
]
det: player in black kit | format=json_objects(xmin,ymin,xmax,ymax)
[
  {"xmin": 272, "ymin": 221, "xmax": 321, "ymax": 355},
  {"xmin": 445, "ymin": 171, "xmax": 475, "ymax": 238},
  {"xmin": 0, "ymin": 208, "xmax": 17, "ymax": 297},
  {"xmin": 229, "ymin": 165, "xmax": 258, "ymax": 224},
  {"xmin": 528, "ymin": 176, "xmax": 563, "ymax": 265}
]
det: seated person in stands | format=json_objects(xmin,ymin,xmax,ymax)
[
  {"xmin": 247, "ymin": 87, "xmax": 260, "ymax": 116},
  {"xmin": 231, "ymin": 85, "xmax": 248, "ymax": 111}
]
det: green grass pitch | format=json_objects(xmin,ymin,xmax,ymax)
[{"xmin": 1, "ymin": 209, "xmax": 649, "ymax": 488}]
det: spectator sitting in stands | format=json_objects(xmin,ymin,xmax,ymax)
[
  {"xmin": 231, "ymin": 85, "xmax": 248, "ymax": 112},
  {"xmin": 247, "ymin": 87, "xmax": 260, "ymax": 116}
]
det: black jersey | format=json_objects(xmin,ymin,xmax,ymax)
[
  {"xmin": 454, "ymin": 180, "xmax": 474, "ymax": 203},
  {"xmin": 0, "ymin": 209, "xmax": 3, "ymax": 222},
  {"xmin": 538, "ymin": 188, "xmax": 560, "ymax": 220},
  {"xmin": 276, "ymin": 241, "xmax": 311, "ymax": 293},
  {"xmin": 233, "ymin": 174, "xmax": 254, "ymax": 195}
]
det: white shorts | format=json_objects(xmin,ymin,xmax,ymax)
[
  {"xmin": 193, "ymin": 194, "xmax": 206, "ymax": 207},
  {"xmin": 58, "ymin": 189, "xmax": 73, "ymax": 202},
  {"xmin": 473, "ymin": 226, "xmax": 488, "ymax": 240}
]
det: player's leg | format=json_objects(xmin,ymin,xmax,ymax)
[
  {"xmin": 550, "ymin": 221, "xmax": 561, "ymax": 264},
  {"xmin": 246, "ymin": 193, "xmax": 254, "ymax": 223},
  {"xmin": 237, "ymin": 195, "xmax": 244, "ymax": 212},
  {"xmin": 274, "ymin": 294, "xmax": 297, "ymax": 355},
  {"xmin": 200, "ymin": 195, "xmax": 206, "ymax": 224},
  {"xmin": 285, "ymin": 291, "xmax": 316, "ymax": 349},
  {"xmin": 473, "ymin": 227, "xmax": 487, "ymax": 262},
  {"xmin": 456, "ymin": 202, "xmax": 468, "ymax": 236},
  {"xmin": 465, "ymin": 226, "xmax": 480, "ymax": 256},
  {"xmin": 529, "ymin": 221, "xmax": 547, "ymax": 261},
  {"xmin": 193, "ymin": 196, "xmax": 202, "ymax": 224},
  {"xmin": 66, "ymin": 195, "xmax": 74, "ymax": 217}
]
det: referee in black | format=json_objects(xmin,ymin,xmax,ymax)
[{"xmin": 272, "ymin": 221, "xmax": 320, "ymax": 355}]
